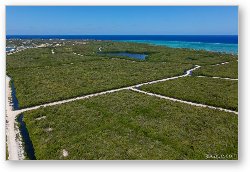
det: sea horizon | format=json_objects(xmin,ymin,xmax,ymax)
[
  {"xmin": 6, "ymin": 35, "xmax": 238, "ymax": 54},
  {"xmin": 6, "ymin": 34, "xmax": 238, "ymax": 43}
]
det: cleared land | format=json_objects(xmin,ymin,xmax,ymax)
[
  {"xmin": 193, "ymin": 60, "xmax": 238, "ymax": 79},
  {"xmin": 23, "ymin": 90, "xmax": 238, "ymax": 160},
  {"xmin": 141, "ymin": 76, "xmax": 238, "ymax": 111}
]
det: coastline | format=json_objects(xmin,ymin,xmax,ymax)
[
  {"xmin": 117, "ymin": 40, "xmax": 238, "ymax": 55},
  {"xmin": 6, "ymin": 35, "xmax": 238, "ymax": 55}
]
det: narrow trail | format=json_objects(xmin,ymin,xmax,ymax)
[
  {"xmin": 134, "ymin": 65, "xmax": 200, "ymax": 87},
  {"xmin": 129, "ymin": 87, "xmax": 238, "ymax": 115},
  {"xmin": 6, "ymin": 59, "xmax": 237, "ymax": 160},
  {"xmin": 211, "ymin": 61, "xmax": 229, "ymax": 66},
  {"xmin": 16, "ymin": 86, "xmax": 130, "ymax": 115},
  {"xmin": 196, "ymin": 75, "xmax": 238, "ymax": 81}
]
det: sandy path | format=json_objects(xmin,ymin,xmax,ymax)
[
  {"xmin": 16, "ymin": 86, "xmax": 131, "ymax": 114},
  {"xmin": 130, "ymin": 87, "xmax": 238, "ymax": 115},
  {"xmin": 6, "ymin": 76, "xmax": 24, "ymax": 160},
  {"xmin": 134, "ymin": 65, "xmax": 200, "ymax": 87},
  {"xmin": 196, "ymin": 75, "xmax": 238, "ymax": 81},
  {"xmin": 211, "ymin": 61, "xmax": 229, "ymax": 66}
]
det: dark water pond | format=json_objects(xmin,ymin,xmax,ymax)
[
  {"xmin": 11, "ymin": 80, "xmax": 36, "ymax": 160},
  {"xmin": 106, "ymin": 52, "xmax": 147, "ymax": 60}
]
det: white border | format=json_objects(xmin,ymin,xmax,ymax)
[{"xmin": 1, "ymin": 1, "xmax": 249, "ymax": 172}]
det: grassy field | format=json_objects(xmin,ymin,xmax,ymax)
[
  {"xmin": 7, "ymin": 41, "xmax": 237, "ymax": 69},
  {"xmin": 141, "ymin": 76, "xmax": 238, "ymax": 111},
  {"xmin": 193, "ymin": 60, "xmax": 238, "ymax": 79},
  {"xmin": 6, "ymin": 41, "xmax": 237, "ymax": 109},
  {"xmin": 6, "ymin": 46, "xmax": 107, "ymax": 69},
  {"xmin": 23, "ymin": 90, "xmax": 238, "ymax": 160},
  {"xmin": 7, "ymin": 40, "xmax": 238, "ymax": 160},
  {"xmin": 7, "ymin": 59, "xmax": 192, "ymax": 108}
]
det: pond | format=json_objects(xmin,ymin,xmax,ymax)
[{"xmin": 106, "ymin": 52, "xmax": 147, "ymax": 60}]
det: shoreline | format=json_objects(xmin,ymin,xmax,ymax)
[
  {"xmin": 7, "ymin": 41, "xmax": 238, "ymax": 56},
  {"xmin": 117, "ymin": 40, "xmax": 238, "ymax": 55}
]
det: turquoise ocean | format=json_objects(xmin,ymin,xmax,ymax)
[
  {"xmin": 119, "ymin": 40, "xmax": 238, "ymax": 55},
  {"xmin": 7, "ymin": 35, "xmax": 238, "ymax": 54}
]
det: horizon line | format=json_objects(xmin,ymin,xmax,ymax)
[{"xmin": 6, "ymin": 34, "xmax": 238, "ymax": 36}]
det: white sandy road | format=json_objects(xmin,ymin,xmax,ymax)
[
  {"xmin": 5, "ymin": 61, "xmax": 237, "ymax": 160},
  {"xmin": 211, "ymin": 61, "xmax": 229, "ymax": 66},
  {"xmin": 133, "ymin": 65, "xmax": 200, "ymax": 87},
  {"xmin": 196, "ymin": 75, "xmax": 238, "ymax": 81},
  {"xmin": 6, "ymin": 76, "xmax": 24, "ymax": 160}
]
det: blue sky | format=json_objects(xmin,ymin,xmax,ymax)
[{"xmin": 6, "ymin": 6, "xmax": 238, "ymax": 35}]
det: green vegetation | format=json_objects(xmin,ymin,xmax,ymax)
[
  {"xmin": 7, "ymin": 58, "xmax": 191, "ymax": 108},
  {"xmin": 23, "ymin": 90, "xmax": 238, "ymax": 160},
  {"xmin": 193, "ymin": 60, "xmax": 238, "ymax": 78},
  {"xmin": 7, "ymin": 40, "xmax": 238, "ymax": 160},
  {"xmin": 141, "ymin": 76, "xmax": 238, "ymax": 111},
  {"xmin": 101, "ymin": 41, "xmax": 237, "ymax": 65},
  {"xmin": 6, "ymin": 41, "xmax": 237, "ymax": 109},
  {"xmin": 7, "ymin": 46, "xmax": 106, "ymax": 69}
]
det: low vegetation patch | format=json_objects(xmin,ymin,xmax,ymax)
[
  {"xmin": 193, "ymin": 60, "xmax": 238, "ymax": 78},
  {"xmin": 23, "ymin": 90, "xmax": 237, "ymax": 160},
  {"xmin": 141, "ymin": 76, "xmax": 238, "ymax": 111},
  {"xmin": 6, "ymin": 41, "xmax": 237, "ymax": 108},
  {"xmin": 8, "ymin": 59, "xmax": 192, "ymax": 108}
]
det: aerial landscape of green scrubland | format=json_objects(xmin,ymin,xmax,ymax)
[
  {"xmin": 141, "ymin": 77, "xmax": 238, "ymax": 111},
  {"xmin": 193, "ymin": 60, "xmax": 238, "ymax": 79},
  {"xmin": 6, "ymin": 39, "xmax": 238, "ymax": 160},
  {"xmin": 23, "ymin": 90, "xmax": 237, "ymax": 160}
]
